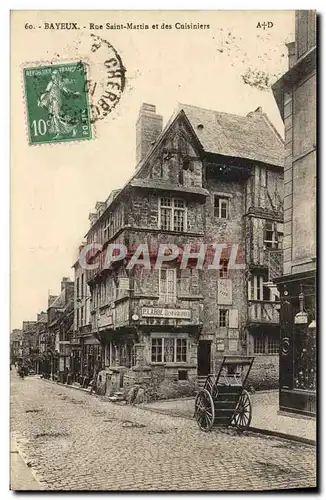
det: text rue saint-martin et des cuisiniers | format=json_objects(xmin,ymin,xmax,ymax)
[{"xmin": 38, "ymin": 21, "xmax": 211, "ymax": 31}]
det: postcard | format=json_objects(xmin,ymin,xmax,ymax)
[{"xmin": 10, "ymin": 10, "xmax": 316, "ymax": 492}]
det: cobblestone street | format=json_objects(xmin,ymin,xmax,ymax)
[{"xmin": 10, "ymin": 373, "xmax": 317, "ymax": 491}]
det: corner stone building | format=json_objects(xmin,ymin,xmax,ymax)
[
  {"xmin": 273, "ymin": 10, "xmax": 316, "ymax": 416},
  {"xmin": 84, "ymin": 102, "xmax": 284, "ymax": 399}
]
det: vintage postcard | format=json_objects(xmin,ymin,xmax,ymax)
[{"xmin": 10, "ymin": 10, "xmax": 317, "ymax": 491}]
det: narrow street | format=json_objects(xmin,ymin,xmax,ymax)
[{"xmin": 10, "ymin": 373, "xmax": 316, "ymax": 491}]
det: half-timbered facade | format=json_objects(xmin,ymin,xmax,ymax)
[{"xmin": 81, "ymin": 102, "xmax": 284, "ymax": 397}]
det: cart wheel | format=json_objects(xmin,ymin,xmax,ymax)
[
  {"xmin": 231, "ymin": 389, "xmax": 252, "ymax": 431},
  {"xmin": 194, "ymin": 389, "xmax": 215, "ymax": 432}
]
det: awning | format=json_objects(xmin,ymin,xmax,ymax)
[{"xmin": 83, "ymin": 336, "xmax": 100, "ymax": 345}]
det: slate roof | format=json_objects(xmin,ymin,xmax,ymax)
[
  {"xmin": 179, "ymin": 103, "xmax": 284, "ymax": 168},
  {"xmin": 48, "ymin": 289, "xmax": 65, "ymax": 309}
]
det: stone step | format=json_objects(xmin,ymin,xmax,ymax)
[{"xmin": 112, "ymin": 392, "xmax": 126, "ymax": 401}]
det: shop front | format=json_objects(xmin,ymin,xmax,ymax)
[
  {"xmin": 277, "ymin": 271, "xmax": 316, "ymax": 417},
  {"xmin": 80, "ymin": 335, "xmax": 104, "ymax": 386}
]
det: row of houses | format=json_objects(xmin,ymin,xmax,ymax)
[
  {"xmin": 12, "ymin": 100, "xmax": 285, "ymax": 396},
  {"xmin": 11, "ymin": 11, "xmax": 316, "ymax": 414}
]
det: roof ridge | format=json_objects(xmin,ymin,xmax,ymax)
[
  {"xmin": 259, "ymin": 112, "xmax": 285, "ymax": 145},
  {"xmin": 179, "ymin": 102, "xmax": 250, "ymax": 120}
]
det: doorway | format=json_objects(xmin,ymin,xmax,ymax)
[{"xmin": 197, "ymin": 340, "xmax": 211, "ymax": 376}]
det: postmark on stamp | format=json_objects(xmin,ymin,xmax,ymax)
[{"xmin": 23, "ymin": 62, "xmax": 92, "ymax": 145}]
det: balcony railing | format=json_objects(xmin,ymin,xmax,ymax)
[{"xmin": 248, "ymin": 301, "xmax": 280, "ymax": 324}]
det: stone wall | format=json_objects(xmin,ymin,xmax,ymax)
[{"xmin": 246, "ymin": 355, "xmax": 279, "ymax": 390}]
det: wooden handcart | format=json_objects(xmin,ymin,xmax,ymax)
[{"xmin": 194, "ymin": 356, "xmax": 255, "ymax": 432}]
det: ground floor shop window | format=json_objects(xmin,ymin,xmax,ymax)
[
  {"xmin": 108, "ymin": 343, "xmax": 136, "ymax": 368},
  {"xmin": 117, "ymin": 344, "xmax": 136, "ymax": 368},
  {"xmin": 253, "ymin": 333, "xmax": 279, "ymax": 354},
  {"xmin": 293, "ymin": 325, "xmax": 316, "ymax": 391},
  {"xmin": 82, "ymin": 344, "xmax": 103, "ymax": 376},
  {"xmin": 151, "ymin": 337, "xmax": 188, "ymax": 363}
]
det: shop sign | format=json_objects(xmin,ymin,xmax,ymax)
[
  {"xmin": 141, "ymin": 307, "xmax": 191, "ymax": 319},
  {"xmin": 216, "ymin": 339, "xmax": 225, "ymax": 351},
  {"xmin": 217, "ymin": 279, "xmax": 233, "ymax": 305},
  {"xmin": 228, "ymin": 330, "xmax": 239, "ymax": 340},
  {"xmin": 294, "ymin": 312, "xmax": 308, "ymax": 324},
  {"xmin": 228, "ymin": 339, "xmax": 238, "ymax": 352}
]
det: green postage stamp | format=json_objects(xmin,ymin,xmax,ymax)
[{"xmin": 23, "ymin": 62, "xmax": 92, "ymax": 145}]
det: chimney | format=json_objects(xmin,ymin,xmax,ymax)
[
  {"xmin": 136, "ymin": 103, "xmax": 163, "ymax": 165},
  {"xmin": 61, "ymin": 277, "xmax": 71, "ymax": 291},
  {"xmin": 247, "ymin": 107, "xmax": 263, "ymax": 118},
  {"xmin": 88, "ymin": 212, "xmax": 97, "ymax": 227},
  {"xmin": 79, "ymin": 242, "xmax": 86, "ymax": 253},
  {"xmin": 286, "ymin": 41, "xmax": 296, "ymax": 69}
]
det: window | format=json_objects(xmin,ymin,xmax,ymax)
[
  {"xmin": 219, "ymin": 260, "xmax": 229, "ymax": 278},
  {"xmin": 264, "ymin": 221, "xmax": 279, "ymax": 249},
  {"xmin": 81, "ymin": 306, "xmax": 84, "ymax": 326},
  {"xmin": 254, "ymin": 336, "xmax": 265, "ymax": 354},
  {"xmin": 76, "ymin": 308, "xmax": 79, "ymax": 329},
  {"xmin": 176, "ymin": 339, "xmax": 187, "ymax": 362},
  {"xmin": 178, "ymin": 369, "xmax": 188, "ymax": 381},
  {"xmin": 159, "ymin": 268, "xmax": 176, "ymax": 303},
  {"xmin": 249, "ymin": 275, "xmax": 266, "ymax": 301},
  {"xmin": 261, "ymin": 167, "xmax": 267, "ymax": 188},
  {"xmin": 268, "ymin": 337, "xmax": 279, "ymax": 354},
  {"xmin": 214, "ymin": 196, "xmax": 229, "ymax": 219},
  {"xmin": 254, "ymin": 334, "xmax": 280, "ymax": 355},
  {"xmin": 249, "ymin": 274, "xmax": 272, "ymax": 301},
  {"xmin": 151, "ymin": 338, "xmax": 163, "ymax": 362},
  {"xmin": 76, "ymin": 277, "xmax": 80, "ymax": 299},
  {"xmin": 219, "ymin": 309, "xmax": 228, "ymax": 327},
  {"xmin": 294, "ymin": 324, "xmax": 316, "ymax": 391},
  {"xmin": 81, "ymin": 274, "xmax": 84, "ymax": 298},
  {"xmin": 159, "ymin": 198, "xmax": 186, "ymax": 232},
  {"xmin": 151, "ymin": 337, "xmax": 188, "ymax": 363}
]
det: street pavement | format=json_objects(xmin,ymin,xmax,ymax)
[
  {"xmin": 10, "ymin": 373, "xmax": 317, "ymax": 491},
  {"xmin": 142, "ymin": 391, "xmax": 316, "ymax": 442}
]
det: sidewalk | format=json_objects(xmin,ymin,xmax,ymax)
[
  {"xmin": 10, "ymin": 438, "xmax": 42, "ymax": 491},
  {"xmin": 140, "ymin": 390, "xmax": 316, "ymax": 443}
]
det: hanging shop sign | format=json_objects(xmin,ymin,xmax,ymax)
[{"xmin": 294, "ymin": 311, "xmax": 308, "ymax": 324}]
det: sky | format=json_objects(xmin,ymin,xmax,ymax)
[{"xmin": 11, "ymin": 10, "xmax": 295, "ymax": 329}]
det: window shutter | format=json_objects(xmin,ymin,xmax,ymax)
[
  {"xmin": 134, "ymin": 268, "xmax": 144, "ymax": 294},
  {"xmin": 229, "ymin": 309, "xmax": 239, "ymax": 329},
  {"xmin": 191, "ymin": 268, "xmax": 199, "ymax": 293},
  {"xmin": 152, "ymin": 268, "xmax": 159, "ymax": 294},
  {"xmin": 178, "ymin": 268, "xmax": 190, "ymax": 295}
]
